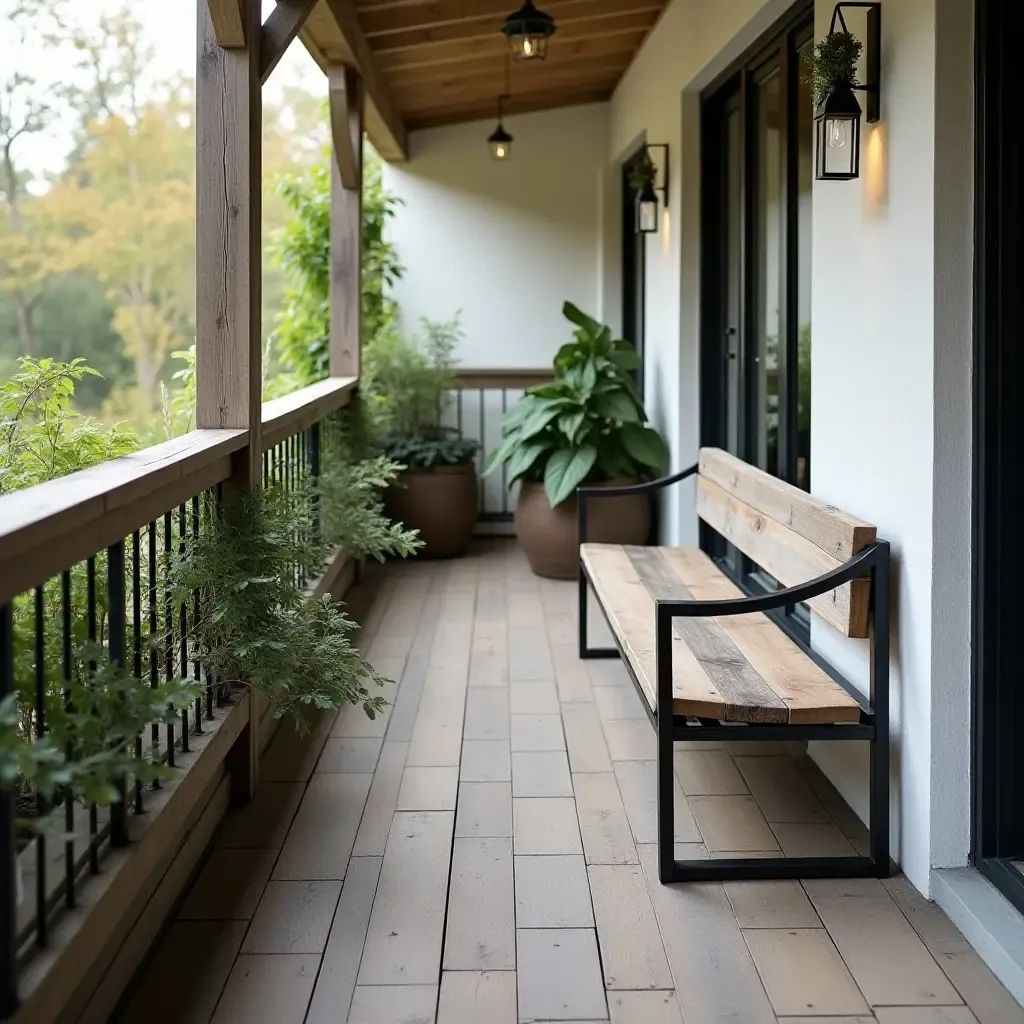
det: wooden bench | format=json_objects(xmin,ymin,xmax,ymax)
[{"xmin": 578, "ymin": 447, "xmax": 891, "ymax": 884}]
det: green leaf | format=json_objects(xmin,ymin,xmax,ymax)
[
  {"xmin": 609, "ymin": 347, "xmax": 642, "ymax": 371},
  {"xmin": 506, "ymin": 441, "xmax": 549, "ymax": 484},
  {"xmin": 562, "ymin": 301, "xmax": 601, "ymax": 334},
  {"xmin": 620, "ymin": 424, "xmax": 669, "ymax": 471},
  {"xmin": 544, "ymin": 445, "xmax": 598, "ymax": 507},
  {"xmin": 519, "ymin": 402, "xmax": 567, "ymax": 441},
  {"xmin": 483, "ymin": 434, "xmax": 520, "ymax": 475},
  {"xmin": 581, "ymin": 360, "xmax": 597, "ymax": 390},
  {"xmin": 597, "ymin": 391, "xmax": 641, "ymax": 424},
  {"xmin": 558, "ymin": 410, "xmax": 585, "ymax": 442}
]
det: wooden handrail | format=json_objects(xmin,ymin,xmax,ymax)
[
  {"xmin": 261, "ymin": 375, "xmax": 357, "ymax": 449},
  {"xmin": 452, "ymin": 368, "xmax": 552, "ymax": 390}
]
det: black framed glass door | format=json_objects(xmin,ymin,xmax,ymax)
[{"xmin": 700, "ymin": 5, "xmax": 814, "ymax": 622}]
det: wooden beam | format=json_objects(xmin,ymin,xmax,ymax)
[
  {"xmin": 207, "ymin": 0, "xmax": 246, "ymax": 47},
  {"xmin": 260, "ymin": 0, "xmax": 319, "ymax": 85},
  {"xmin": 324, "ymin": 0, "xmax": 408, "ymax": 160},
  {"xmin": 330, "ymin": 67, "xmax": 363, "ymax": 378},
  {"xmin": 405, "ymin": 87, "xmax": 615, "ymax": 130},
  {"xmin": 330, "ymin": 67, "xmax": 360, "ymax": 188}
]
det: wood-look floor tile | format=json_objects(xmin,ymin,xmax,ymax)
[
  {"xmin": 397, "ymin": 766, "xmax": 459, "ymax": 810},
  {"xmin": 316, "ymin": 737, "xmax": 382, "ymax": 774},
  {"xmin": 511, "ymin": 681, "xmax": 560, "ymax": 714},
  {"xmin": 444, "ymin": 838, "xmax": 515, "ymax": 971},
  {"xmin": 882, "ymin": 875, "xmax": 972, "ymax": 955},
  {"xmin": 807, "ymin": 883, "xmax": 963, "ymax": 1005},
  {"xmin": 470, "ymin": 634, "xmax": 509, "ymax": 687},
  {"xmin": 517, "ymin": 929, "xmax": 608, "ymax": 1022},
  {"xmin": 241, "ymin": 879, "xmax": 341, "ymax": 954},
  {"xmin": 562, "ymin": 704, "xmax": 613, "ymax": 773},
  {"xmin": 348, "ymin": 985, "xmax": 437, "ymax": 1024},
  {"xmin": 513, "ymin": 798, "xmax": 583, "ymax": 855},
  {"xmin": 512, "ymin": 751, "xmax": 573, "ymax": 798},
  {"xmin": 553, "ymin": 652, "xmax": 594, "ymax": 703},
  {"xmin": 673, "ymin": 750, "xmax": 748, "ymax": 796},
  {"xmin": 744, "ymin": 927, "xmax": 869, "ymax": 1017},
  {"xmin": 332, "ymin": 695, "xmax": 395, "ymax": 738},
  {"xmin": 407, "ymin": 684, "xmax": 467, "ymax": 767},
  {"xmin": 509, "ymin": 626, "xmax": 555, "ymax": 681},
  {"xmin": 463, "ymin": 688, "xmax": 510, "ymax": 740},
  {"xmin": 724, "ymin": 879, "xmax": 821, "ymax": 928},
  {"xmin": 511, "ymin": 713, "xmax": 566, "ymax": 751},
  {"xmin": 573, "ymin": 772, "xmax": 638, "ymax": 865},
  {"xmin": 438, "ymin": 971, "xmax": 517, "ymax": 1024},
  {"xmin": 359, "ymin": 811, "xmax": 455, "ymax": 985},
  {"xmin": 734, "ymin": 755, "xmax": 831, "ymax": 822},
  {"xmin": 873, "ymin": 1009, "xmax": 980, "ymax": 1024},
  {"xmin": 274, "ymin": 772, "xmax": 372, "ymax": 879},
  {"xmin": 217, "ymin": 782, "xmax": 304, "ymax": 849},
  {"xmin": 934, "ymin": 950, "xmax": 1024, "ymax": 1023},
  {"xmin": 614, "ymin": 760, "xmax": 701, "ymax": 844},
  {"xmin": 352, "ymin": 741, "xmax": 408, "ymax": 857},
  {"xmin": 306, "ymin": 857, "xmax": 382, "ymax": 1024},
  {"xmin": 636, "ymin": 845, "xmax": 775, "ymax": 1024},
  {"xmin": 593, "ymin": 685, "xmax": 647, "ymax": 721},
  {"xmin": 178, "ymin": 847, "xmax": 277, "ymax": 921},
  {"xmin": 211, "ymin": 954, "xmax": 320, "ymax": 1024},
  {"xmin": 385, "ymin": 653, "xmax": 429, "ymax": 742},
  {"xmin": 461, "ymin": 739, "xmax": 511, "ymax": 782},
  {"xmin": 455, "ymin": 781, "xmax": 512, "ymax": 838},
  {"xmin": 603, "ymin": 719, "xmax": 656, "ymax": 761},
  {"xmin": 588, "ymin": 864, "xmax": 672, "ymax": 990},
  {"xmin": 608, "ymin": 991, "xmax": 683, "ymax": 1024},
  {"xmin": 690, "ymin": 795, "xmax": 780, "ymax": 853},
  {"xmin": 772, "ymin": 822, "xmax": 857, "ymax": 857},
  {"xmin": 514, "ymin": 854, "xmax": 594, "ymax": 929}
]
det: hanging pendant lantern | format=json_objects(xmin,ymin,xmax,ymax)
[
  {"xmin": 488, "ymin": 91, "xmax": 513, "ymax": 160},
  {"xmin": 501, "ymin": 1, "xmax": 556, "ymax": 61}
]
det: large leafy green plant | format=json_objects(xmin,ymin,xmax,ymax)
[{"xmin": 485, "ymin": 303, "xmax": 667, "ymax": 507}]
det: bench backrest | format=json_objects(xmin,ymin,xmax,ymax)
[{"xmin": 696, "ymin": 448, "xmax": 877, "ymax": 639}]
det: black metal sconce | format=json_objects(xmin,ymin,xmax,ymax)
[
  {"xmin": 501, "ymin": 1, "xmax": 556, "ymax": 62},
  {"xmin": 814, "ymin": 3, "xmax": 881, "ymax": 181},
  {"xmin": 633, "ymin": 143, "xmax": 669, "ymax": 235}
]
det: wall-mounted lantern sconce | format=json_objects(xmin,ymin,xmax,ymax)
[
  {"xmin": 812, "ymin": 2, "xmax": 881, "ymax": 181},
  {"xmin": 632, "ymin": 144, "xmax": 669, "ymax": 235},
  {"xmin": 501, "ymin": 1, "xmax": 556, "ymax": 62}
]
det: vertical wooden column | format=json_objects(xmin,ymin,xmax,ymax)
[
  {"xmin": 196, "ymin": 0, "xmax": 263, "ymax": 801},
  {"xmin": 329, "ymin": 66, "xmax": 364, "ymax": 379}
]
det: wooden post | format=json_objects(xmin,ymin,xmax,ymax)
[
  {"xmin": 329, "ymin": 66, "xmax": 364, "ymax": 379},
  {"xmin": 196, "ymin": 0, "xmax": 263, "ymax": 801}
]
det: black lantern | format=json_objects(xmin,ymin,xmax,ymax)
[
  {"xmin": 631, "ymin": 143, "xmax": 669, "ymax": 236},
  {"xmin": 813, "ymin": 3, "xmax": 882, "ymax": 181},
  {"xmin": 814, "ymin": 83, "xmax": 863, "ymax": 180},
  {"xmin": 501, "ymin": 1, "xmax": 556, "ymax": 61},
  {"xmin": 488, "ymin": 121, "xmax": 513, "ymax": 161}
]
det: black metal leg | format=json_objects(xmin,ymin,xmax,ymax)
[
  {"xmin": 656, "ymin": 602, "xmax": 675, "ymax": 883},
  {"xmin": 869, "ymin": 545, "xmax": 891, "ymax": 876},
  {"xmin": 577, "ymin": 563, "xmax": 621, "ymax": 661}
]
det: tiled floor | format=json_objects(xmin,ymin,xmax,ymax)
[{"xmin": 119, "ymin": 541, "xmax": 1024, "ymax": 1024}]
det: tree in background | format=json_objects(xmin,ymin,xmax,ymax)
[{"xmin": 272, "ymin": 144, "xmax": 403, "ymax": 385}]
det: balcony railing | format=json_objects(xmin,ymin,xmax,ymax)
[{"xmin": 0, "ymin": 377, "xmax": 356, "ymax": 1023}]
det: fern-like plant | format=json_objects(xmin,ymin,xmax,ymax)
[{"xmin": 803, "ymin": 31, "xmax": 863, "ymax": 106}]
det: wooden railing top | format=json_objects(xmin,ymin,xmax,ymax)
[
  {"xmin": 261, "ymin": 375, "xmax": 357, "ymax": 448},
  {"xmin": 453, "ymin": 368, "xmax": 551, "ymax": 390}
]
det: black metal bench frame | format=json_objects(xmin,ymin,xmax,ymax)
[{"xmin": 577, "ymin": 463, "xmax": 891, "ymax": 884}]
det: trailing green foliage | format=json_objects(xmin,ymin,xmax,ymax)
[
  {"xmin": 271, "ymin": 146, "xmax": 404, "ymax": 385},
  {"xmin": 169, "ymin": 486, "xmax": 390, "ymax": 726},
  {"xmin": 802, "ymin": 31, "xmax": 863, "ymax": 107},
  {"xmin": 0, "ymin": 356, "xmax": 139, "ymax": 496},
  {"xmin": 362, "ymin": 315, "xmax": 478, "ymax": 469},
  {"xmin": 318, "ymin": 453, "xmax": 423, "ymax": 563},
  {"xmin": 485, "ymin": 302, "xmax": 667, "ymax": 508}
]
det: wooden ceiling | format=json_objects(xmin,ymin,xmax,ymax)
[{"xmin": 299, "ymin": 0, "xmax": 669, "ymax": 159}]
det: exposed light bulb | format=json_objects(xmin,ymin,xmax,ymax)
[
  {"xmin": 522, "ymin": 37, "xmax": 534, "ymax": 56},
  {"xmin": 828, "ymin": 119, "xmax": 847, "ymax": 149},
  {"xmin": 495, "ymin": 145, "xmax": 507, "ymax": 159}
]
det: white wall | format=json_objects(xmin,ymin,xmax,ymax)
[{"xmin": 381, "ymin": 103, "xmax": 611, "ymax": 370}]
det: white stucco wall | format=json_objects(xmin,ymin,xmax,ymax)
[{"xmin": 381, "ymin": 103, "xmax": 612, "ymax": 370}]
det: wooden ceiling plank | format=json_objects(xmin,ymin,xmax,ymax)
[
  {"xmin": 261, "ymin": 0, "xmax": 319, "ymax": 84},
  {"xmin": 322, "ymin": 0, "xmax": 409, "ymax": 160},
  {"xmin": 406, "ymin": 87, "xmax": 613, "ymax": 130}
]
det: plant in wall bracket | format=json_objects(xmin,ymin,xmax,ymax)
[{"xmin": 803, "ymin": 30, "xmax": 863, "ymax": 108}]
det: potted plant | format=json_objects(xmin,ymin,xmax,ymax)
[
  {"xmin": 803, "ymin": 28, "xmax": 863, "ymax": 107},
  {"xmin": 363, "ymin": 315, "xmax": 479, "ymax": 559},
  {"xmin": 485, "ymin": 303, "xmax": 668, "ymax": 579}
]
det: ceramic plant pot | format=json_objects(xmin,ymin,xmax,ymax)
[{"xmin": 384, "ymin": 462, "xmax": 478, "ymax": 559}]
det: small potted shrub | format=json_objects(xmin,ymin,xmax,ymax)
[
  {"xmin": 485, "ymin": 303, "xmax": 667, "ymax": 579},
  {"xmin": 363, "ymin": 315, "xmax": 479, "ymax": 559}
]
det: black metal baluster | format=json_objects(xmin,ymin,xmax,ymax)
[
  {"xmin": 0, "ymin": 604, "xmax": 18, "ymax": 1017},
  {"xmin": 177, "ymin": 505, "xmax": 189, "ymax": 752},
  {"xmin": 108, "ymin": 540, "xmax": 128, "ymax": 848},
  {"xmin": 163, "ymin": 513, "xmax": 174, "ymax": 769},
  {"xmin": 33, "ymin": 585, "xmax": 47, "ymax": 946},
  {"xmin": 310, "ymin": 422, "xmax": 322, "ymax": 554},
  {"xmin": 62, "ymin": 571, "xmax": 74, "ymax": 907},
  {"xmin": 132, "ymin": 532, "xmax": 143, "ymax": 814},
  {"xmin": 86, "ymin": 556, "xmax": 99, "ymax": 874},
  {"xmin": 191, "ymin": 496, "xmax": 202, "ymax": 735},
  {"xmin": 148, "ymin": 523, "xmax": 160, "ymax": 789},
  {"xmin": 262, "ymin": 449, "xmax": 269, "ymax": 488}
]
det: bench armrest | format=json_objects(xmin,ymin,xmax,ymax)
[
  {"xmin": 655, "ymin": 541, "xmax": 890, "ymax": 621},
  {"xmin": 578, "ymin": 463, "xmax": 698, "ymax": 544}
]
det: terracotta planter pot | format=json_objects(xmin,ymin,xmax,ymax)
[
  {"xmin": 384, "ymin": 462, "xmax": 477, "ymax": 559},
  {"xmin": 516, "ymin": 478, "xmax": 652, "ymax": 579}
]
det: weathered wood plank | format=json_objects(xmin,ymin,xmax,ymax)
[
  {"xmin": 438, "ymin": 970, "xmax": 517, "ymax": 1024},
  {"xmin": 699, "ymin": 447, "xmax": 876, "ymax": 561},
  {"xmin": 329, "ymin": 64, "xmax": 360, "ymax": 189},
  {"xmin": 517, "ymin": 929, "xmax": 607, "ymax": 1022},
  {"xmin": 514, "ymin": 854, "xmax": 594, "ymax": 929},
  {"xmin": 259, "ymin": 376, "xmax": 357, "ymax": 448},
  {"xmin": 443, "ymin": 838, "xmax": 515, "ymax": 971},
  {"xmin": 260, "ymin": 0, "xmax": 318, "ymax": 84},
  {"xmin": 695, "ymin": 476, "xmax": 870, "ymax": 637},
  {"xmin": 626, "ymin": 547, "xmax": 788, "ymax": 724},
  {"xmin": 573, "ymin": 772, "xmax": 638, "ymax": 865},
  {"xmin": 207, "ymin": 0, "xmax": 245, "ymax": 47},
  {"xmin": 352, "ymin": 741, "xmax": 408, "ymax": 856}
]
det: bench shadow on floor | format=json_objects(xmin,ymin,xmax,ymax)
[{"xmin": 117, "ymin": 540, "xmax": 1023, "ymax": 1024}]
